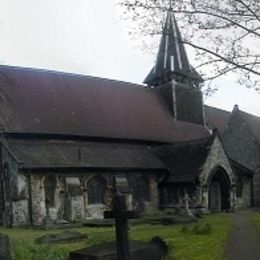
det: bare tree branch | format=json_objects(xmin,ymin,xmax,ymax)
[
  {"xmin": 185, "ymin": 41, "xmax": 260, "ymax": 76},
  {"xmin": 118, "ymin": 0, "xmax": 260, "ymax": 90}
]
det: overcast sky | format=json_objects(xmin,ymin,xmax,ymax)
[{"xmin": 0, "ymin": 0, "xmax": 259, "ymax": 116}]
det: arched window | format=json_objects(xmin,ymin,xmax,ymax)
[
  {"xmin": 44, "ymin": 176, "xmax": 57, "ymax": 207},
  {"xmin": 87, "ymin": 176, "xmax": 105, "ymax": 204}
]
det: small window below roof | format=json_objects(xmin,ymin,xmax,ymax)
[{"xmin": 87, "ymin": 176, "xmax": 105, "ymax": 205}]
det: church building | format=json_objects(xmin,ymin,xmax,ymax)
[{"xmin": 0, "ymin": 10, "xmax": 257, "ymax": 227}]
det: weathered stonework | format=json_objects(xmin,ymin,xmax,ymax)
[
  {"xmin": 85, "ymin": 204, "xmax": 107, "ymax": 219},
  {"xmin": 30, "ymin": 175, "xmax": 45, "ymax": 226},
  {"xmin": 199, "ymin": 136, "xmax": 236, "ymax": 210},
  {"xmin": 0, "ymin": 144, "xmax": 29, "ymax": 227},
  {"xmin": 69, "ymin": 196, "xmax": 84, "ymax": 222},
  {"xmin": 12, "ymin": 199, "xmax": 29, "ymax": 226}
]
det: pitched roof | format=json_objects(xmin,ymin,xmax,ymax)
[
  {"xmin": 155, "ymin": 138, "xmax": 212, "ymax": 183},
  {"xmin": 205, "ymin": 105, "xmax": 260, "ymax": 144},
  {"xmin": 204, "ymin": 105, "xmax": 231, "ymax": 134},
  {"xmin": 144, "ymin": 11, "xmax": 203, "ymax": 85},
  {"xmin": 240, "ymin": 110, "xmax": 260, "ymax": 144},
  {"xmin": 0, "ymin": 65, "xmax": 210, "ymax": 143},
  {"xmin": 230, "ymin": 159, "xmax": 253, "ymax": 177},
  {"xmin": 6, "ymin": 139, "xmax": 166, "ymax": 170}
]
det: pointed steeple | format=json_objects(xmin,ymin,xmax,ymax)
[{"xmin": 144, "ymin": 11, "xmax": 203, "ymax": 86}]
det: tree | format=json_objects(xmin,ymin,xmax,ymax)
[{"xmin": 118, "ymin": 0, "xmax": 260, "ymax": 93}]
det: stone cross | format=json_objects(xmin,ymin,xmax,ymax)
[{"xmin": 104, "ymin": 193, "xmax": 138, "ymax": 260}]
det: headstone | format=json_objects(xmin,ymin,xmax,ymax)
[
  {"xmin": 0, "ymin": 233, "xmax": 11, "ymax": 260},
  {"xmin": 183, "ymin": 193, "xmax": 192, "ymax": 216},
  {"xmin": 69, "ymin": 238, "xmax": 167, "ymax": 260}
]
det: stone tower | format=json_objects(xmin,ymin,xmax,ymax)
[{"xmin": 144, "ymin": 11, "xmax": 205, "ymax": 125}]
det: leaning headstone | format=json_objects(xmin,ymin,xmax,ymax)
[{"xmin": 0, "ymin": 233, "xmax": 11, "ymax": 260}]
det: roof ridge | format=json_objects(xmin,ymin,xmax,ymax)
[
  {"xmin": 204, "ymin": 105, "xmax": 232, "ymax": 115},
  {"xmin": 0, "ymin": 64, "xmax": 146, "ymax": 89},
  {"xmin": 239, "ymin": 109, "xmax": 260, "ymax": 121}
]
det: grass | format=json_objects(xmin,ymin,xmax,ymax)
[
  {"xmin": 0, "ymin": 213, "xmax": 233, "ymax": 260},
  {"xmin": 251, "ymin": 211, "xmax": 260, "ymax": 233}
]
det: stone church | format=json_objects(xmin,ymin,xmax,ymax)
[{"xmin": 0, "ymin": 11, "xmax": 258, "ymax": 227}]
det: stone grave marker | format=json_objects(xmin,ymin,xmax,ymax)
[
  {"xmin": 183, "ymin": 192, "xmax": 193, "ymax": 216},
  {"xmin": 36, "ymin": 230, "xmax": 87, "ymax": 244},
  {"xmin": 69, "ymin": 239, "xmax": 167, "ymax": 260},
  {"xmin": 0, "ymin": 233, "xmax": 11, "ymax": 260}
]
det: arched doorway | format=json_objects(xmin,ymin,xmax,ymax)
[{"xmin": 209, "ymin": 168, "xmax": 231, "ymax": 212}]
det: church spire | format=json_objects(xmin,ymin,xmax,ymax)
[{"xmin": 144, "ymin": 11, "xmax": 203, "ymax": 86}]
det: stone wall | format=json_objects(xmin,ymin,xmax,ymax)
[
  {"xmin": 0, "ymin": 168, "xmax": 159, "ymax": 226},
  {"xmin": 0, "ymin": 144, "xmax": 30, "ymax": 226},
  {"xmin": 30, "ymin": 175, "xmax": 45, "ymax": 226},
  {"xmin": 12, "ymin": 199, "xmax": 29, "ymax": 226},
  {"xmin": 65, "ymin": 177, "xmax": 84, "ymax": 222}
]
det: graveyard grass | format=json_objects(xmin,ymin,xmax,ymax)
[
  {"xmin": 251, "ymin": 212, "xmax": 260, "ymax": 234},
  {"xmin": 0, "ymin": 213, "xmax": 232, "ymax": 260}
]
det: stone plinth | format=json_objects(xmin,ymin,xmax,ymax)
[
  {"xmin": 70, "ymin": 240, "xmax": 166, "ymax": 260},
  {"xmin": 36, "ymin": 231, "xmax": 87, "ymax": 244},
  {"xmin": 0, "ymin": 233, "xmax": 11, "ymax": 260}
]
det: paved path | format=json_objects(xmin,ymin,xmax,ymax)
[{"xmin": 224, "ymin": 210, "xmax": 260, "ymax": 260}]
